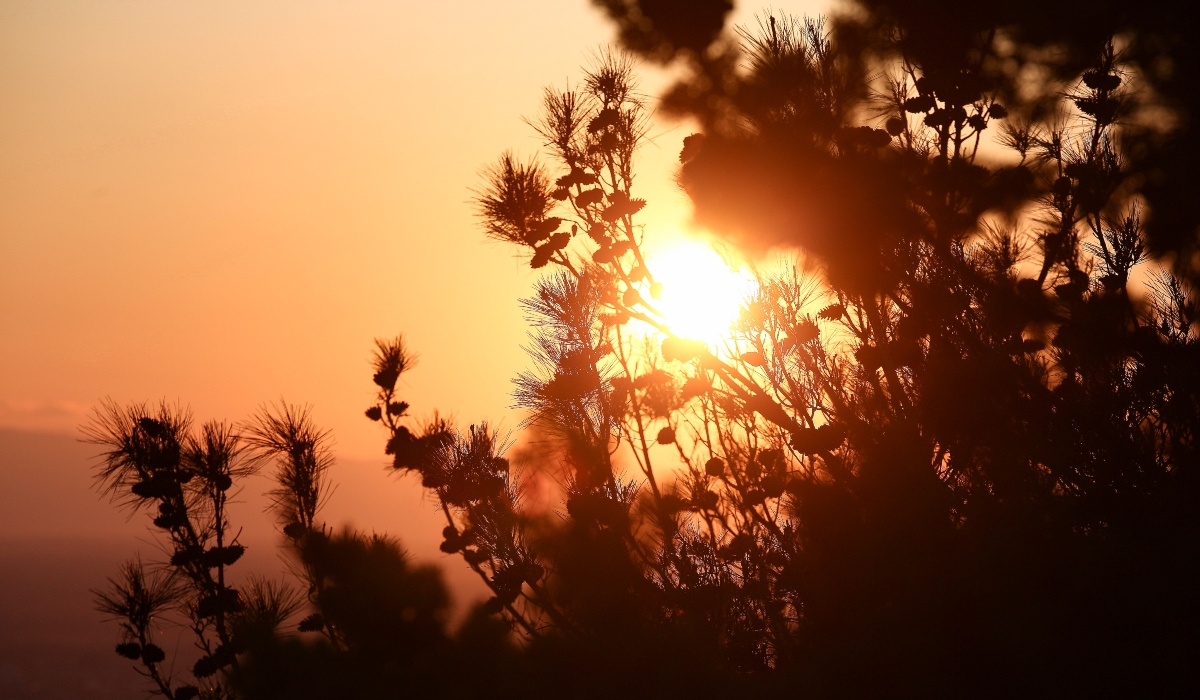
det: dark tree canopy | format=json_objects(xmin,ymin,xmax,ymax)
[{"xmin": 593, "ymin": 0, "xmax": 1200, "ymax": 281}]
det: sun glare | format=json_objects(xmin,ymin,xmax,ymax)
[{"xmin": 645, "ymin": 239, "xmax": 753, "ymax": 343}]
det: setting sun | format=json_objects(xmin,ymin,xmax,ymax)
[{"xmin": 645, "ymin": 239, "xmax": 754, "ymax": 342}]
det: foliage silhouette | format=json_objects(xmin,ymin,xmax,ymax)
[
  {"xmin": 376, "ymin": 13, "xmax": 1199, "ymax": 697},
  {"xmin": 90, "ymin": 5, "xmax": 1199, "ymax": 699},
  {"xmin": 592, "ymin": 0, "xmax": 1200, "ymax": 284},
  {"xmin": 88, "ymin": 401, "xmax": 518, "ymax": 699}
]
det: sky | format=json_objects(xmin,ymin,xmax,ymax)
[
  {"xmin": 0, "ymin": 0, "xmax": 825, "ymax": 459},
  {"xmin": 0, "ymin": 0, "xmax": 826, "ymax": 527},
  {"xmin": 0, "ymin": 4, "xmax": 823, "ymax": 692},
  {"xmin": 2, "ymin": 0, "xmax": 612, "ymax": 460}
]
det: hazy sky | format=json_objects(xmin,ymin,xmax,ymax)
[
  {"xmin": 0, "ymin": 4, "xmax": 829, "ymax": 669},
  {"xmin": 0, "ymin": 0, "xmax": 825, "ymax": 464}
]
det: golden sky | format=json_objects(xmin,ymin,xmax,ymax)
[
  {"xmin": 0, "ymin": 0, "xmax": 823, "ymax": 462},
  {"xmin": 0, "ymin": 1, "xmax": 827, "ymax": 629}
]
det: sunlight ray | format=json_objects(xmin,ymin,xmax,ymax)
[{"xmin": 644, "ymin": 238, "xmax": 755, "ymax": 343}]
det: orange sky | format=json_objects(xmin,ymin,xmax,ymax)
[
  {"xmin": 0, "ymin": 0, "xmax": 824, "ymax": 462},
  {"xmin": 0, "ymin": 2, "xmax": 828, "ymax": 644}
]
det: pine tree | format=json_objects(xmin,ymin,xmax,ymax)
[
  {"xmin": 371, "ymin": 14, "xmax": 1199, "ymax": 696},
  {"xmin": 91, "ymin": 8, "xmax": 1199, "ymax": 698}
]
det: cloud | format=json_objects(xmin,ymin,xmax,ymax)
[{"xmin": 0, "ymin": 398, "xmax": 91, "ymax": 433}]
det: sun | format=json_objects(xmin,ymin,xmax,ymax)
[{"xmin": 644, "ymin": 239, "xmax": 754, "ymax": 343}]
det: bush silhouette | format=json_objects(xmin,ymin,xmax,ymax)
[{"xmin": 91, "ymin": 6, "xmax": 1199, "ymax": 698}]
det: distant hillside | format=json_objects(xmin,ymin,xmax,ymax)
[{"xmin": 0, "ymin": 428, "xmax": 137, "ymax": 539}]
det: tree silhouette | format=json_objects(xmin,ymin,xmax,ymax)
[
  {"xmin": 91, "ymin": 7, "xmax": 1199, "ymax": 699},
  {"xmin": 371, "ymin": 14, "xmax": 1199, "ymax": 697}
]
